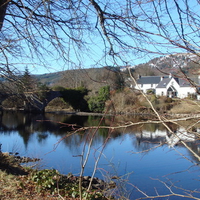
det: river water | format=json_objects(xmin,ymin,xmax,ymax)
[{"xmin": 0, "ymin": 111, "xmax": 200, "ymax": 199}]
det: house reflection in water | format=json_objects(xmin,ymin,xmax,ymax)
[{"xmin": 135, "ymin": 127, "xmax": 197, "ymax": 148}]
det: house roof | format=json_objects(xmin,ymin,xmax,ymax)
[
  {"xmin": 156, "ymin": 77, "xmax": 191, "ymax": 88},
  {"xmin": 156, "ymin": 78, "xmax": 171, "ymax": 88},
  {"xmin": 137, "ymin": 75, "xmax": 192, "ymax": 88},
  {"xmin": 137, "ymin": 76, "xmax": 168, "ymax": 84},
  {"xmin": 174, "ymin": 78, "xmax": 191, "ymax": 87}
]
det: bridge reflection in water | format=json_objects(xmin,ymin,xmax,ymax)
[{"xmin": 0, "ymin": 111, "xmax": 200, "ymax": 199}]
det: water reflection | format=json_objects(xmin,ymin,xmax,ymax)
[
  {"xmin": 0, "ymin": 111, "xmax": 199, "ymax": 163},
  {"xmin": 1, "ymin": 111, "xmax": 200, "ymax": 199}
]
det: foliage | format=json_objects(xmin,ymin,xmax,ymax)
[
  {"xmin": 31, "ymin": 169, "xmax": 61, "ymax": 193},
  {"xmin": 47, "ymin": 68, "xmax": 125, "ymax": 93},
  {"xmin": 164, "ymin": 97, "xmax": 173, "ymax": 104},
  {"xmin": 36, "ymin": 82, "xmax": 50, "ymax": 101},
  {"xmin": 106, "ymin": 88, "xmax": 185, "ymax": 114},
  {"xmin": 104, "ymin": 67, "xmax": 125, "ymax": 91},
  {"xmin": 0, "ymin": 152, "xmax": 109, "ymax": 200},
  {"xmin": 2, "ymin": 95, "xmax": 24, "ymax": 109},
  {"xmin": 98, "ymin": 86, "xmax": 110, "ymax": 102},
  {"xmin": 88, "ymin": 97, "xmax": 105, "ymax": 113},
  {"xmin": 18, "ymin": 67, "xmax": 36, "ymax": 93},
  {"xmin": 47, "ymin": 97, "xmax": 72, "ymax": 110},
  {"xmin": 114, "ymin": 72, "xmax": 125, "ymax": 91},
  {"xmin": 52, "ymin": 86, "xmax": 66, "ymax": 92},
  {"xmin": 149, "ymin": 94, "xmax": 158, "ymax": 105},
  {"xmin": 49, "ymin": 86, "xmax": 89, "ymax": 111},
  {"xmin": 88, "ymin": 86, "xmax": 110, "ymax": 113},
  {"xmin": 146, "ymin": 89, "xmax": 155, "ymax": 94},
  {"xmin": 30, "ymin": 169, "xmax": 108, "ymax": 199}
]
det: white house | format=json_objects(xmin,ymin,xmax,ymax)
[{"xmin": 135, "ymin": 74, "xmax": 197, "ymax": 98}]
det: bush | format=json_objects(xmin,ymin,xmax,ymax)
[
  {"xmin": 164, "ymin": 97, "xmax": 173, "ymax": 103},
  {"xmin": 2, "ymin": 96, "xmax": 24, "ymax": 109},
  {"xmin": 98, "ymin": 85, "xmax": 110, "ymax": 101},
  {"xmin": 47, "ymin": 97, "xmax": 72, "ymax": 110},
  {"xmin": 31, "ymin": 169, "xmax": 61, "ymax": 193},
  {"xmin": 88, "ymin": 97, "xmax": 105, "ymax": 112},
  {"xmin": 52, "ymin": 86, "xmax": 66, "ymax": 91},
  {"xmin": 36, "ymin": 82, "xmax": 50, "ymax": 101},
  {"xmin": 88, "ymin": 86, "xmax": 110, "ymax": 113},
  {"xmin": 146, "ymin": 89, "xmax": 155, "ymax": 94}
]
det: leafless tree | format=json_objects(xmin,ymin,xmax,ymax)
[
  {"xmin": 1, "ymin": 0, "xmax": 200, "ymax": 199},
  {"xmin": 1, "ymin": 0, "xmax": 200, "ymax": 72}
]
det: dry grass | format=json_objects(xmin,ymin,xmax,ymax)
[
  {"xmin": 46, "ymin": 97, "xmax": 74, "ymax": 112},
  {"xmin": 169, "ymin": 99, "xmax": 200, "ymax": 114},
  {"xmin": 0, "ymin": 154, "xmax": 59, "ymax": 199},
  {"xmin": 108, "ymin": 88, "xmax": 200, "ymax": 115},
  {"xmin": 107, "ymin": 89, "xmax": 141, "ymax": 113},
  {"xmin": 0, "ymin": 153, "xmax": 110, "ymax": 200},
  {"xmin": 0, "ymin": 170, "xmax": 61, "ymax": 200},
  {"xmin": 0, "ymin": 171, "xmax": 19, "ymax": 198}
]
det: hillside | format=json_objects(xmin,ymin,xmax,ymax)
[
  {"xmin": 35, "ymin": 67, "xmax": 124, "ymax": 93},
  {"xmin": 35, "ymin": 53, "xmax": 200, "ymax": 90},
  {"xmin": 33, "ymin": 71, "xmax": 63, "ymax": 86},
  {"xmin": 133, "ymin": 53, "xmax": 200, "ymax": 79}
]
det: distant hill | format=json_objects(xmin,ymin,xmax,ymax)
[
  {"xmin": 35, "ymin": 67, "xmax": 124, "ymax": 93},
  {"xmin": 35, "ymin": 53, "xmax": 200, "ymax": 90},
  {"xmin": 34, "ymin": 71, "xmax": 63, "ymax": 86},
  {"xmin": 133, "ymin": 53, "xmax": 200, "ymax": 77}
]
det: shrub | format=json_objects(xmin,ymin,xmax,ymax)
[
  {"xmin": 36, "ymin": 82, "xmax": 50, "ymax": 101},
  {"xmin": 146, "ymin": 89, "xmax": 155, "ymax": 94},
  {"xmin": 164, "ymin": 97, "xmax": 173, "ymax": 103},
  {"xmin": 2, "ymin": 96, "xmax": 24, "ymax": 109},
  {"xmin": 31, "ymin": 169, "xmax": 61, "ymax": 193},
  {"xmin": 52, "ymin": 86, "xmax": 66, "ymax": 91},
  {"xmin": 47, "ymin": 97, "xmax": 72, "ymax": 109},
  {"xmin": 88, "ymin": 97, "xmax": 105, "ymax": 113},
  {"xmin": 88, "ymin": 86, "xmax": 110, "ymax": 113}
]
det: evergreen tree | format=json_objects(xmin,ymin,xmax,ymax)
[{"xmin": 20, "ymin": 67, "xmax": 35, "ymax": 93}]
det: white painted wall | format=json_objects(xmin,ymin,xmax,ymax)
[
  {"xmin": 135, "ymin": 77, "xmax": 197, "ymax": 99},
  {"xmin": 156, "ymin": 78, "xmax": 179, "ymax": 97},
  {"xmin": 155, "ymin": 88, "xmax": 167, "ymax": 96},
  {"xmin": 135, "ymin": 83, "xmax": 157, "ymax": 93},
  {"xmin": 177, "ymin": 87, "xmax": 196, "ymax": 98}
]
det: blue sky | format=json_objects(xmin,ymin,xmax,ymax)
[{"xmin": 2, "ymin": 0, "xmax": 199, "ymax": 75}]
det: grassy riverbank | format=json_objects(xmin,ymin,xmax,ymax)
[{"xmin": 0, "ymin": 153, "xmax": 111, "ymax": 200}]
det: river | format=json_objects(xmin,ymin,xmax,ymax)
[{"xmin": 0, "ymin": 111, "xmax": 200, "ymax": 199}]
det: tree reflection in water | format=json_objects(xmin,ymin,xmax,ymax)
[{"xmin": 0, "ymin": 111, "xmax": 200, "ymax": 199}]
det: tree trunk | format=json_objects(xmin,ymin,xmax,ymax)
[{"xmin": 0, "ymin": 0, "xmax": 9, "ymax": 31}]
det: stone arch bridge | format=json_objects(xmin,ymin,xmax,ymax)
[{"xmin": 24, "ymin": 91, "xmax": 61, "ymax": 111}]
